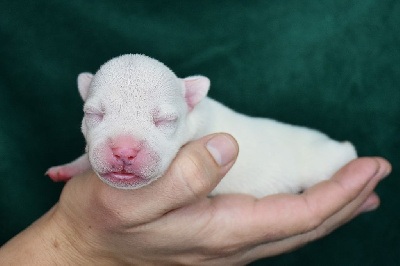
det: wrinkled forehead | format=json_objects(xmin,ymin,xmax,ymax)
[{"xmin": 88, "ymin": 55, "xmax": 184, "ymax": 107}]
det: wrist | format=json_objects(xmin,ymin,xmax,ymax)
[
  {"xmin": 0, "ymin": 204, "xmax": 104, "ymax": 265},
  {"xmin": 45, "ymin": 204, "xmax": 94, "ymax": 264}
]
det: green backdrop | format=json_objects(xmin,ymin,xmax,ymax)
[{"xmin": 1, "ymin": 1, "xmax": 399, "ymax": 265}]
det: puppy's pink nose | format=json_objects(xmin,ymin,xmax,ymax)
[{"xmin": 112, "ymin": 147, "xmax": 138, "ymax": 162}]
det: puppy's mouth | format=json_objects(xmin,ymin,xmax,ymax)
[
  {"xmin": 108, "ymin": 172, "xmax": 141, "ymax": 180},
  {"xmin": 98, "ymin": 171, "xmax": 152, "ymax": 189}
]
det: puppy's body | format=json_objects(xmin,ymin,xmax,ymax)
[
  {"xmin": 47, "ymin": 54, "xmax": 357, "ymax": 198},
  {"xmin": 191, "ymin": 98, "xmax": 356, "ymax": 197}
]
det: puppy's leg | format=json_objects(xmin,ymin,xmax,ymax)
[{"xmin": 46, "ymin": 154, "xmax": 90, "ymax": 182}]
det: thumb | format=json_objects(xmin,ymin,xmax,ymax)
[{"xmin": 150, "ymin": 133, "xmax": 239, "ymax": 211}]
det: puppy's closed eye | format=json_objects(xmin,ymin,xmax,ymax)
[{"xmin": 153, "ymin": 115, "xmax": 178, "ymax": 128}]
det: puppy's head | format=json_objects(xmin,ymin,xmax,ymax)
[{"xmin": 78, "ymin": 54, "xmax": 210, "ymax": 189}]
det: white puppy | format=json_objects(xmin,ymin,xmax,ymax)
[{"xmin": 47, "ymin": 54, "xmax": 357, "ymax": 198}]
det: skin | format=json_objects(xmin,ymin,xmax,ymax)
[{"xmin": 0, "ymin": 133, "xmax": 391, "ymax": 265}]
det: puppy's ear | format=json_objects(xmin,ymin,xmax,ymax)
[
  {"xmin": 77, "ymin": 72, "xmax": 93, "ymax": 101},
  {"xmin": 182, "ymin": 76, "xmax": 210, "ymax": 111}
]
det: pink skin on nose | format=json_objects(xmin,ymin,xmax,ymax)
[
  {"xmin": 112, "ymin": 147, "xmax": 138, "ymax": 165},
  {"xmin": 108, "ymin": 136, "xmax": 140, "ymax": 168}
]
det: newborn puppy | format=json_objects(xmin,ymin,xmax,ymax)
[{"xmin": 47, "ymin": 54, "xmax": 357, "ymax": 198}]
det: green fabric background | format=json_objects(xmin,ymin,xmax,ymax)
[{"xmin": 0, "ymin": 0, "xmax": 399, "ymax": 265}]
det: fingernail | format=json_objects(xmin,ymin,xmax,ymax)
[
  {"xmin": 363, "ymin": 203, "xmax": 379, "ymax": 213},
  {"xmin": 206, "ymin": 134, "xmax": 238, "ymax": 166},
  {"xmin": 373, "ymin": 159, "xmax": 391, "ymax": 181},
  {"xmin": 383, "ymin": 167, "xmax": 392, "ymax": 179},
  {"xmin": 377, "ymin": 164, "xmax": 392, "ymax": 181}
]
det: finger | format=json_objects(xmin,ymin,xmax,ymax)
[
  {"xmin": 210, "ymin": 157, "xmax": 390, "ymax": 249},
  {"xmin": 265, "ymin": 158, "xmax": 389, "ymax": 238},
  {"xmin": 239, "ymin": 157, "xmax": 391, "ymax": 261},
  {"xmin": 243, "ymin": 194, "xmax": 382, "ymax": 262},
  {"xmin": 352, "ymin": 192, "xmax": 380, "ymax": 217},
  {"xmin": 311, "ymin": 157, "xmax": 390, "ymax": 233}
]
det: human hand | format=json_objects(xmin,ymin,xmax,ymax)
[{"xmin": 0, "ymin": 133, "xmax": 391, "ymax": 265}]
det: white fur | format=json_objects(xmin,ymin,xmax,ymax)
[{"xmin": 48, "ymin": 54, "xmax": 357, "ymax": 198}]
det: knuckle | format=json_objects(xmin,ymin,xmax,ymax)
[
  {"xmin": 178, "ymin": 152, "xmax": 213, "ymax": 198},
  {"xmin": 305, "ymin": 224, "xmax": 330, "ymax": 245},
  {"xmin": 302, "ymin": 196, "xmax": 325, "ymax": 231},
  {"xmin": 201, "ymin": 243, "xmax": 244, "ymax": 259},
  {"xmin": 308, "ymin": 214, "xmax": 325, "ymax": 231},
  {"xmin": 314, "ymin": 224, "xmax": 330, "ymax": 238}
]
